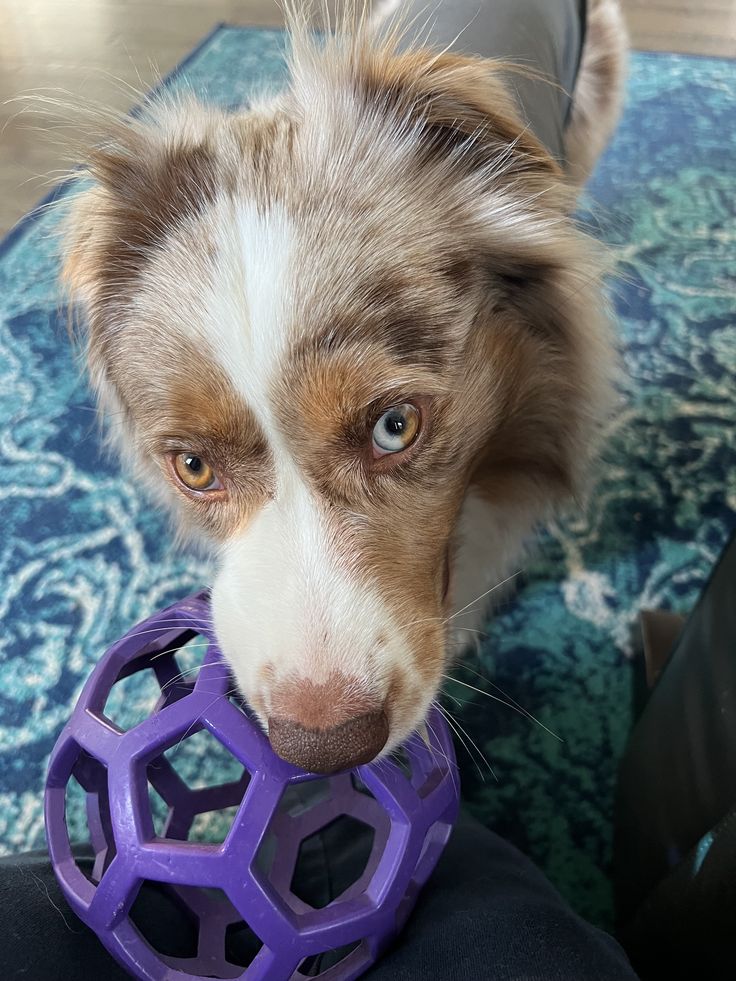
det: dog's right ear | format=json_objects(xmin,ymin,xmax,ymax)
[
  {"xmin": 61, "ymin": 183, "xmax": 109, "ymax": 319},
  {"xmin": 62, "ymin": 98, "xmax": 227, "ymax": 330},
  {"xmin": 60, "ymin": 99, "xmax": 231, "ymax": 430}
]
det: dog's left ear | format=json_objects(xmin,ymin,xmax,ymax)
[
  {"xmin": 354, "ymin": 46, "xmax": 566, "ymax": 199},
  {"xmin": 288, "ymin": 20, "xmax": 566, "ymax": 199}
]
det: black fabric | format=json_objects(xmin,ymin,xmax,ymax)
[
  {"xmin": 617, "ymin": 804, "xmax": 736, "ymax": 981},
  {"xmin": 0, "ymin": 813, "xmax": 637, "ymax": 980},
  {"xmin": 614, "ymin": 529, "xmax": 736, "ymax": 923},
  {"xmin": 368, "ymin": 813, "xmax": 637, "ymax": 980},
  {"xmin": 613, "ymin": 530, "xmax": 736, "ymax": 980}
]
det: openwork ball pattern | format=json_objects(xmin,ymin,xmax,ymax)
[{"xmin": 45, "ymin": 593, "xmax": 459, "ymax": 981}]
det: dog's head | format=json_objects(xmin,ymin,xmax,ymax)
[{"xmin": 62, "ymin": 22, "xmax": 613, "ymax": 771}]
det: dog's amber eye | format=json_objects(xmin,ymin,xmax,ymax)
[
  {"xmin": 372, "ymin": 403, "xmax": 421, "ymax": 456},
  {"xmin": 172, "ymin": 453, "xmax": 221, "ymax": 492}
]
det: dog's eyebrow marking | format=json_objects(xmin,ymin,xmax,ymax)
[
  {"xmin": 110, "ymin": 330, "xmax": 273, "ymax": 470},
  {"xmin": 292, "ymin": 260, "xmax": 476, "ymax": 369},
  {"xmin": 359, "ymin": 276, "xmax": 450, "ymax": 364},
  {"xmin": 298, "ymin": 312, "xmax": 447, "ymax": 367}
]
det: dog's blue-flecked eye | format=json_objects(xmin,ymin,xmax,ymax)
[{"xmin": 372, "ymin": 404, "xmax": 421, "ymax": 456}]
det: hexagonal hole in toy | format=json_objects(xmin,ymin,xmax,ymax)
[
  {"xmin": 102, "ymin": 655, "xmax": 167, "ymax": 731},
  {"xmin": 144, "ymin": 729, "xmax": 249, "ymax": 846},
  {"xmin": 280, "ymin": 779, "xmax": 333, "ymax": 817},
  {"xmin": 163, "ymin": 727, "xmax": 246, "ymax": 791},
  {"xmin": 129, "ymin": 881, "xmax": 199, "ymax": 960},
  {"xmin": 291, "ymin": 814, "xmax": 375, "ymax": 910},
  {"xmin": 64, "ymin": 748, "xmax": 116, "ymax": 884},
  {"xmin": 128, "ymin": 882, "xmax": 263, "ymax": 977},
  {"xmin": 101, "ymin": 628, "xmax": 204, "ymax": 731},
  {"xmin": 253, "ymin": 779, "xmax": 333, "ymax": 892},
  {"xmin": 296, "ymin": 940, "xmax": 369, "ymax": 978}
]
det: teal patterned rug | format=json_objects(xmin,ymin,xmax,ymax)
[{"xmin": 1, "ymin": 25, "xmax": 734, "ymax": 930}]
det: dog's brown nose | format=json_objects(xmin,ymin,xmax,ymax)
[{"xmin": 268, "ymin": 710, "xmax": 389, "ymax": 774}]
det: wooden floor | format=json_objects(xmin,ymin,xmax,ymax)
[{"xmin": 0, "ymin": 0, "xmax": 734, "ymax": 237}]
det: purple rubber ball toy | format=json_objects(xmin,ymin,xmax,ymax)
[{"xmin": 45, "ymin": 592, "xmax": 459, "ymax": 981}]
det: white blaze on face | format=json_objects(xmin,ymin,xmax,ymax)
[
  {"xmin": 206, "ymin": 200, "xmax": 406, "ymax": 722},
  {"xmin": 211, "ymin": 465, "xmax": 398, "ymax": 715}
]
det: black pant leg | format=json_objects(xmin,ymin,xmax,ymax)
[
  {"xmin": 0, "ymin": 814, "xmax": 637, "ymax": 980},
  {"xmin": 366, "ymin": 813, "xmax": 638, "ymax": 980}
]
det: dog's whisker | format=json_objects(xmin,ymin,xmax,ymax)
[
  {"xmin": 443, "ymin": 571, "xmax": 523, "ymax": 626},
  {"xmin": 130, "ymin": 613, "xmax": 215, "ymax": 626},
  {"xmin": 394, "ymin": 571, "xmax": 520, "ymax": 636},
  {"xmin": 113, "ymin": 628, "xmax": 210, "ymax": 648},
  {"xmin": 434, "ymin": 700, "xmax": 495, "ymax": 783},
  {"xmin": 165, "ymin": 692, "xmax": 230, "ymax": 760},
  {"xmin": 124, "ymin": 617, "xmax": 215, "ymax": 637},
  {"xmin": 425, "ymin": 709, "xmax": 460, "ymax": 797},
  {"xmin": 442, "ymin": 673, "xmax": 562, "ymax": 743},
  {"xmin": 159, "ymin": 665, "xmax": 234, "ymax": 692},
  {"xmin": 159, "ymin": 668, "xmax": 198, "ymax": 691},
  {"xmin": 447, "ymin": 625, "xmax": 489, "ymax": 638},
  {"xmin": 441, "ymin": 687, "xmax": 464, "ymax": 709},
  {"xmin": 438, "ymin": 701, "xmax": 498, "ymax": 782},
  {"xmin": 149, "ymin": 636, "xmax": 212, "ymax": 654},
  {"xmin": 431, "ymin": 700, "xmax": 482, "ymax": 780},
  {"xmin": 459, "ymin": 664, "xmax": 565, "ymax": 744},
  {"xmin": 430, "ymin": 727, "xmax": 460, "ymax": 800}
]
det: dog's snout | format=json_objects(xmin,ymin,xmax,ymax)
[
  {"xmin": 268, "ymin": 710, "xmax": 389, "ymax": 773},
  {"xmin": 266, "ymin": 673, "xmax": 388, "ymax": 772}
]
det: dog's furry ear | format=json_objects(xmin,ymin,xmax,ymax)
[
  {"xmin": 288, "ymin": 18, "xmax": 566, "ymax": 200},
  {"xmin": 61, "ymin": 98, "xmax": 228, "ymax": 320},
  {"xmin": 61, "ymin": 184, "xmax": 106, "ymax": 315},
  {"xmin": 362, "ymin": 49, "xmax": 561, "ymax": 179}
]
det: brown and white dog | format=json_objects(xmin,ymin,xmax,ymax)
[{"xmin": 61, "ymin": 1, "xmax": 627, "ymax": 773}]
